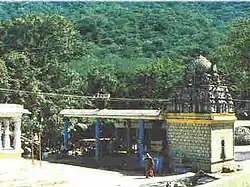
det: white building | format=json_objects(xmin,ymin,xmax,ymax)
[{"xmin": 0, "ymin": 104, "xmax": 30, "ymax": 158}]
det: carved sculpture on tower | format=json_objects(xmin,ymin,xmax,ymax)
[{"xmin": 171, "ymin": 55, "xmax": 234, "ymax": 113}]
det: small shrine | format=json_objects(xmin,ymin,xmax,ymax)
[
  {"xmin": 165, "ymin": 55, "xmax": 236, "ymax": 172},
  {"xmin": 0, "ymin": 104, "xmax": 30, "ymax": 158}
]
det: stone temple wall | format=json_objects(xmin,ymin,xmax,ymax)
[
  {"xmin": 166, "ymin": 122, "xmax": 212, "ymax": 172},
  {"xmin": 165, "ymin": 113, "xmax": 236, "ymax": 173}
]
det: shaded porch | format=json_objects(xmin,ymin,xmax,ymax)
[{"xmin": 59, "ymin": 109, "xmax": 165, "ymax": 171}]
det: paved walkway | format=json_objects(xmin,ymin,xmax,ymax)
[{"xmin": 0, "ymin": 159, "xmax": 194, "ymax": 187}]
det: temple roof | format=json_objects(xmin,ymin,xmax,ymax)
[
  {"xmin": 194, "ymin": 55, "xmax": 212, "ymax": 72},
  {"xmin": 60, "ymin": 109, "xmax": 163, "ymax": 120}
]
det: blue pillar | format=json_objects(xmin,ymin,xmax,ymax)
[
  {"xmin": 138, "ymin": 119, "xmax": 144, "ymax": 167},
  {"xmin": 63, "ymin": 117, "xmax": 69, "ymax": 151},
  {"xmin": 95, "ymin": 119, "xmax": 100, "ymax": 162}
]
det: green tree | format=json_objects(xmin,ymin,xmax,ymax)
[
  {"xmin": 0, "ymin": 59, "xmax": 9, "ymax": 102},
  {"xmin": 0, "ymin": 14, "xmax": 85, "ymax": 93},
  {"xmin": 85, "ymin": 64, "xmax": 119, "ymax": 95},
  {"xmin": 0, "ymin": 14, "xmax": 89, "ymax": 149},
  {"xmin": 214, "ymin": 18, "xmax": 250, "ymax": 97},
  {"xmin": 131, "ymin": 59, "xmax": 185, "ymax": 98}
]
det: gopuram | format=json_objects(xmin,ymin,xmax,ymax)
[
  {"xmin": 165, "ymin": 55, "xmax": 236, "ymax": 173},
  {"xmin": 0, "ymin": 104, "xmax": 30, "ymax": 159}
]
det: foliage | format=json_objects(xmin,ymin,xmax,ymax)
[
  {"xmin": 0, "ymin": 2, "xmax": 250, "ymax": 149},
  {"xmin": 124, "ymin": 59, "xmax": 185, "ymax": 98},
  {"xmin": 0, "ymin": 59, "xmax": 9, "ymax": 102},
  {"xmin": 84, "ymin": 63, "xmax": 119, "ymax": 95},
  {"xmin": 0, "ymin": 13, "xmax": 89, "ymax": 147},
  {"xmin": 75, "ymin": 2, "xmax": 224, "ymax": 59},
  {"xmin": 214, "ymin": 18, "xmax": 250, "ymax": 98},
  {"xmin": 0, "ymin": 59, "xmax": 8, "ymax": 87}
]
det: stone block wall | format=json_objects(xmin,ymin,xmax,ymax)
[
  {"xmin": 166, "ymin": 122, "xmax": 211, "ymax": 171},
  {"xmin": 164, "ymin": 113, "xmax": 236, "ymax": 173}
]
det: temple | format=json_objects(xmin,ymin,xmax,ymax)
[{"xmin": 59, "ymin": 55, "xmax": 237, "ymax": 173}]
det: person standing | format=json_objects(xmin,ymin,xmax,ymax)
[{"xmin": 144, "ymin": 152, "xmax": 155, "ymax": 178}]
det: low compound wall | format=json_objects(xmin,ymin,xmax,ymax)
[{"xmin": 235, "ymin": 145, "xmax": 250, "ymax": 161}]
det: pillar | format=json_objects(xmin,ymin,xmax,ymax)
[
  {"xmin": 95, "ymin": 119, "xmax": 100, "ymax": 162},
  {"xmin": 136, "ymin": 128, "xmax": 139, "ymax": 155},
  {"xmin": 3, "ymin": 118, "xmax": 11, "ymax": 149},
  {"xmin": 114, "ymin": 126, "xmax": 118, "ymax": 139},
  {"xmin": 138, "ymin": 119, "xmax": 144, "ymax": 167},
  {"xmin": 63, "ymin": 117, "xmax": 69, "ymax": 151},
  {"xmin": 126, "ymin": 120, "xmax": 131, "ymax": 154},
  {"xmin": 13, "ymin": 118, "xmax": 22, "ymax": 151}
]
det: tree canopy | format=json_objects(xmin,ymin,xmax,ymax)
[{"xmin": 0, "ymin": 2, "xmax": 250, "ymax": 148}]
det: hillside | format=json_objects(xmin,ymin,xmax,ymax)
[
  {"xmin": 1, "ymin": 2, "xmax": 250, "ymax": 148},
  {"xmin": 1, "ymin": 2, "xmax": 249, "ymax": 62}
]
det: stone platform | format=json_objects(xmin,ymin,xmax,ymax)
[{"xmin": 0, "ymin": 149, "xmax": 22, "ymax": 159}]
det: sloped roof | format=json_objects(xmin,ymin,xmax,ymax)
[{"xmin": 59, "ymin": 109, "xmax": 163, "ymax": 120}]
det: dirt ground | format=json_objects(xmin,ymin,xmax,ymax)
[
  {"xmin": 1, "ymin": 159, "xmax": 250, "ymax": 187},
  {"xmin": 0, "ymin": 158, "xmax": 193, "ymax": 187}
]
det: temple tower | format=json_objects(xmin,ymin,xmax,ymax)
[{"xmin": 165, "ymin": 55, "xmax": 236, "ymax": 172}]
